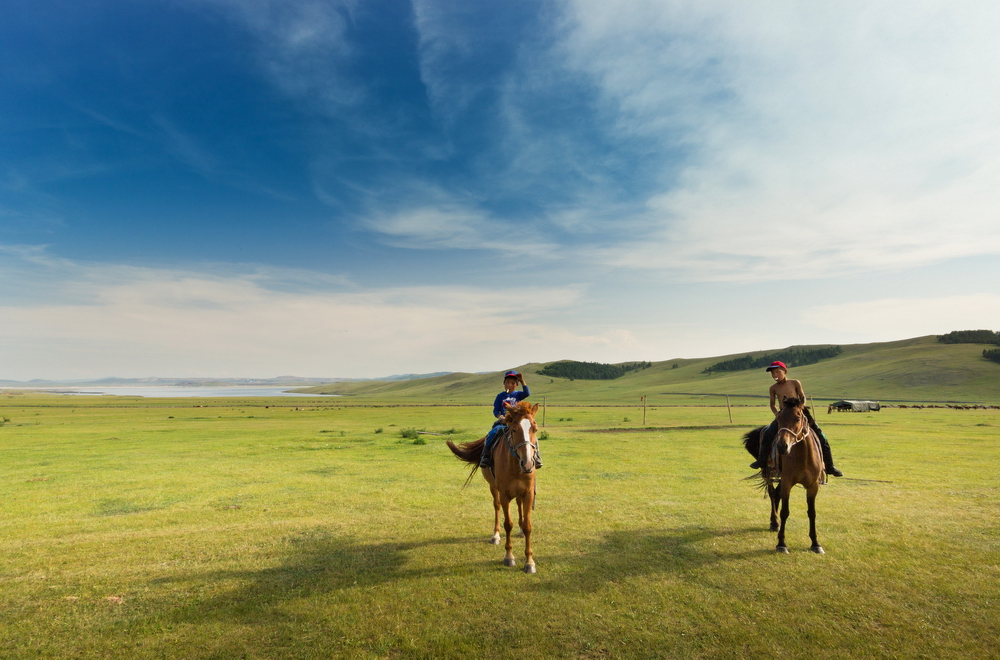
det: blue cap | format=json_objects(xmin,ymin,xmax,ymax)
[{"xmin": 504, "ymin": 370, "xmax": 521, "ymax": 379}]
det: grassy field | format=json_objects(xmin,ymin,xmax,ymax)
[
  {"xmin": 297, "ymin": 335, "xmax": 1000, "ymax": 404},
  {"xmin": 1, "ymin": 393, "xmax": 998, "ymax": 658}
]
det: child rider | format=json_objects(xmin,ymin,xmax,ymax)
[
  {"xmin": 479, "ymin": 370, "xmax": 542, "ymax": 469},
  {"xmin": 750, "ymin": 361, "xmax": 843, "ymax": 477}
]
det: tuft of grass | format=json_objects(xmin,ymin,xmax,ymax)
[
  {"xmin": 374, "ymin": 427, "xmax": 383, "ymax": 434},
  {"xmin": 412, "ymin": 437, "xmax": 427, "ymax": 445},
  {"xmin": 399, "ymin": 428, "xmax": 420, "ymax": 439},
  {"xmin": 538, "ymin": 430, "xmax": 549, "ymax": 441}
]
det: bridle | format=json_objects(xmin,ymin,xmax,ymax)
[
  {"xmin": 502, "ymin": 419, "xmax": 538, "ymax": 473},
  {"xmin": 776, "ymin": 413, "xmax": 809, "ymax": 449}
]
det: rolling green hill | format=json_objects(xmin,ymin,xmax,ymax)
[{"xmin": 296, "ymin": 335, "xmax": 1000, "ymax": 404}]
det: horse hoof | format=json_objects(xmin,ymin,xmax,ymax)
[
  {"xmin": 523, "ymin": 563, "xmax": 536, "ymax": 574},
  {"xmin": 503, "ymin": 557, "xmax": 517, "ymax": 567},
  {"xmin": 776, "ymin": 546, "xmax": 789, "ymax": 554},
  {"xmin": 769, "ymin": 523, "xmax": 779, "ymax": 532},
  {"xmin": 489, "ymin": 535, "xmax": 501, "ymax": 545},
  {"xmin": 811, "ymin": 545, "xmax": 825, "ymax": 554}
]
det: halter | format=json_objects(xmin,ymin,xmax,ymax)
[
  {"xmin": 776, "ymin": 422, "xmax": 809, "ymax": 445},
  {"xmin": 502, "ymin": 420, "xmax": 539, "ymax": 471}
]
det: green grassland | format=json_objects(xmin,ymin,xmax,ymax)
[
  {"xmin": 296, "ymin": 335, "xmax": 1000, "ymax": 404},
  {"xmin": 1, "ymin": 393, "xmax": 998, "ymax": 658}
]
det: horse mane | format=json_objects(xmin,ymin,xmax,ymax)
[
  {"xmin": 501, "ymin": 400, "xmax": 535, "ymax": 425},
  {"xmin": 781, "ymin": 397, "xmax": 816, "ymax": 425},
  {"xmin": 804, "ymin": 405, "xmax": 815, "ymax": 425}
]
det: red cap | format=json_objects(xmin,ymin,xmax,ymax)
[
  {"xmin": 504, "ymin": 370, "xmax": 521, "ymax": 379},
  {"xmin": 765, "ymin": 361, "xmax": 787, "ymax": 372}
]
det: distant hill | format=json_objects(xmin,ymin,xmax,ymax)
[
  {"xmin": 294, "ymin": 335, "xmax": 1000, "ymax": 404},
  {"xmin": 0, "ymin": 376, "xmax": 347, "ymax": 387},
  {"xmin": 0, "ymin": 373, "xmax": 451, "ymax": 388}
]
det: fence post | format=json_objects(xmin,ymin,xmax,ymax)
[{"xmin": 726, "ymin": 395, "xmax": 733, "ymax": 423}]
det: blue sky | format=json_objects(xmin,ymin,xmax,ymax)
[{"xmin": 2, "ymin": 0, "xmax": 999, "ymax": 379}]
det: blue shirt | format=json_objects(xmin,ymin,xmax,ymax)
[{"xmin": 493, "ymin": 386, "xmax": 530, "ymax": 418}]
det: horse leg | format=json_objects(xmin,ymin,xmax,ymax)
[
  {"xmin": 768, "ymin": 482, "xmax": 780, "ymax": 532},
  {"xmin": 807, "ymin": 484, "xmax": 823, "ymax": 554},
  {"xmin": 489, "ymin": 482, "xmax": 502, "ymax": 545},
  {"xmin": 501, "ymin": 497, "xmax": 516, "ymax": 567},
  {"xmin": 776, "ymin": 484, "xmax": 791, "ymax": 553},
  {"xmin": 520, "ymin": 489, "xmax": 536, "ymax": 574},
  {"xmin": 515, "ymin": 497, "xmax": 525, "ymax": 537}
]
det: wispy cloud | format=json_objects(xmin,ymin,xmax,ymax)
[
  {"xmin": 552, "ymin": 1, "xmax": 1000, "ymax": 280},
  {"xmin": 194, "ymin": 0, "xmax": 361, "ymax": 110},
  {"xmin": 363, "ymin": 201, "xmax": 555, "ymax": 256}
]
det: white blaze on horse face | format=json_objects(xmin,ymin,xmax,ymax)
[{"xmin": 519, "ymin": 418, "xmax": 534, "ymax": 468}]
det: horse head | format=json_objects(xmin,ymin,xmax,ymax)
[
  {"xmin": 775, "ymin": 396, "xmax": 809, "ymax": 455},
  {"xmin": 502, "ymin": 401, "xmax": 540, "ymax": 474}
]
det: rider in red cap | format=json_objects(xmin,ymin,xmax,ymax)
[
  {"xmin": 750, "ymin": 361, "xmax": 843, "ymax": 477},
  {"xmin": 480, "ymin": 371, "xmax": 541, "ymax": 469}
]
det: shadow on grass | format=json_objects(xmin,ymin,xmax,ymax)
[
  {"xmin": 535, "ymin": 526, "xmax": 767, "ymax": 594},
  {"xmin": 155, "ymin": 532, "xmax": 487, "ymax": 627}
]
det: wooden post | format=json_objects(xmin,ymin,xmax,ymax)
[
  {"xmin": 542, "ymin": 397, "xmax": 546, "ymax": 427},
  {"xmin": 726, "ymin": 395, "xmax": 733, "ymax": 423},
  {"xmin": 642, "ymin": 395, "xmax": 647, "ymax": 426}
]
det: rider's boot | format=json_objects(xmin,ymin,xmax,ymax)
[
  {"xmin": 479, "ymin": 440, "xmax": 493, "ymax": 469},
  {"xmin": 820, "ymin": 443, "xmax": 843, "ymax": 477},
  {"xmin": 813, "ymin": 424, "xmax": 843, "ymax": 477},
  {"xmin": 749, "ymin": 436, "xmax": 771, "ymax": 470}
]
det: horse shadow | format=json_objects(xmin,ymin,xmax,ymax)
[
  {"xmin": 148, "ymin": 531, "xmax": 487, "ymax": 630},
  {"xmin": 531, "ymin": 525, "xmax": 766, "ymax": 594}
]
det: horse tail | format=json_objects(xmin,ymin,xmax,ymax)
[
  {"xmin": 742, "ymin": 426, "xmax": 766, "ymax": 458},
  {"xmin": 446, "ymin": 437, "xmax": 485, "ymax": 465},
  {"xmin": 446, "ymin": 438, "xmax": 486, "ymax": 489}
]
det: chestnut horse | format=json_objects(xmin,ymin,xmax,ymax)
[
  {"xmin": 742, "ymin": 397, "xmax": 826, "ymax": 553},
  {"xmin": 446, "ymin": 401, "xmax": 539, "ymax": 573}
]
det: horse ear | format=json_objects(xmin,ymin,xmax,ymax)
[{"xmin": 531, "ymin": 403, "xmax": 539, "ymax": 414}]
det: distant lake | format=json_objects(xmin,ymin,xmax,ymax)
[{"xmin": 21, "ymin": 386, "xmax": 337, "ymax": 398}]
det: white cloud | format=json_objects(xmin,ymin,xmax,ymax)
[
  {"xmin": 800, "ymin": 294, "xmax": 1000, "ymax": 339},
  {"xmin": 557, "ymin": 0, "xmax": 1000, "ymax": 280},
  {"xmin": 364, "ymin": 203, "xmax": 555, "ymax": 256},
  {"xmin": 0, "ymin": 250, "xmax": 632, "ymax": 379}
]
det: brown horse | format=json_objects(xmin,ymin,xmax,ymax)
[
  {"xmin": 446, "ymin": 401, "xmax": 539, "ymax": 573},
  {"xmin": 742, "ymin": 397, "xmax": 826, "ymax": 553}
]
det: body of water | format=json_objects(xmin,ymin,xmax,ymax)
[{"xmin": 20, "ymin": 386, "xmax": 336, "ymax": 398}]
